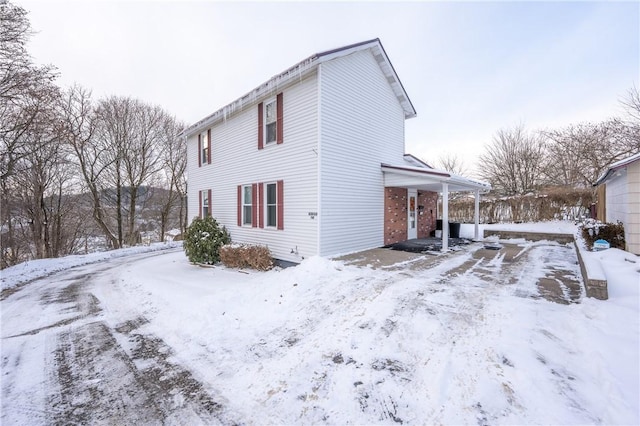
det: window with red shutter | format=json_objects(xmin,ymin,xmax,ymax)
[
  {"xmin": 258, "ymin": 93, "xmax": 283, "ymax": 149},
  {"xmin": 199, "ymin": 130, "xmax": 210, "ymax": 166},
  {"xmin": 265, "ymin": 180, "xmax": 284, "ymax": 230},
  {"xmin": 240, "ymin": 185, "xmax": 253, "ymax": 226}
]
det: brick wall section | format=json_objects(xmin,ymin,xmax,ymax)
[
  {"xmin": 384, "ymin": 187, "xmax": 408, "ymax": 245},
  {"xmin": 417, "ymin": 191, "xmax": 438, "ymax": 238},
  {"xmin": 384, "ymin": 188, "xmax": 439, "ymax": 245}
]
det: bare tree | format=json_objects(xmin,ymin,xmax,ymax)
[
  {"xmin": 436, "ymin": 152, "xmax": 469, "ymax": 176},
  {"xmin": 60, "ymin": 85, "xmax": 121, "ymax": 249},
  {"xmin": 620, "ymin": 86, "xmax": 640, "ymax": 122},
  {"xmin": 156, "ymin": 119, "xmax": 187, "ymax": 240},
  {"xmin": 1, "ymin": 77, "xmax": 92, "ymax": 264},
  {"xmin": 543, "ymin": 119, "xmax": 639, "ymax": 188},
  {"xmin": 478, "ymin": 124, "xmax": 547, "ymax": 196},
  {"xmin": 94, "ymin": 97, "xmax": 176, "ymax": 246},
  {"xmin": 1, "ymin": 0, "xmax": 57, "ymax": 182}
]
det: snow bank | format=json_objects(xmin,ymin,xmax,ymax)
[{"xmin": 1, "ymin": 242, "xmax": 182, "ymax": 291}]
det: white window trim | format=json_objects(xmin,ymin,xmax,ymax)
[
  {"xmin": 201, "ymin": 190, "xmax": 209, "ymax": 217},
  {"xmin": 201, "ymin": 131, "xmax": 209, "ymax": 164},
  {"xmin": 263, "ymin": 98, "xmax": 277, "ymax": 145},
  {"xmin": 265, "ymin": 182, "xmax": 278, "ymax": 228},
  {"xmin": 242, "ymin": 184, "xmax": 252, "ymax": 226}
]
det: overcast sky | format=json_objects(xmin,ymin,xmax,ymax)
[{"xmin": 16, "ymin": 0, "xmax": 639, "ymax": 174}]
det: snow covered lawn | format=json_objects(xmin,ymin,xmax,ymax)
[{"xmin": 1, "ymin": 222, "xmax": 638, "ymax": 424}]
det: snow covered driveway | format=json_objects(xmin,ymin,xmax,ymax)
[
  {"xmin": 2, "ymin": 249, "xmax": 234, "ymax": 425},
  {"xmin": 1, "ymin": 240, "xmax": 638, "ymax": 425}
]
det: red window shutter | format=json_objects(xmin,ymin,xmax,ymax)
[
  {"xmin": 258, "ymin": 183, "xmax": 264, "ymax": 228},
  {"xmin": 237, "ymin": 185, "xmax": 242, "ymax": 226},
  {"xmin": 258, "ymin": 102, "xmax": 264, "ymax": 150},
  {"xmin": 199, "ymin": 190, "xmax": 202, "ymax": 218},
  {"xmin": 198, "ymin": 134, "xmax": 202, "ymax": 167},
  {"xmin": 276, "ymin": 93, "xmax": 283, "ymax": 145},
  {"xmin": 251, "ymin": 183, "xmax": 258, "ymax": 227},
  {"xmin": 208, "ymin": 189, "xmax": 212, "ymax": 217},
  {"xmin": 277, "ymin": 180, "xmax": 284, "ymax": 230},
  {"xmin": 207, "ymin": 129, "xmax": 212, "ymax": 164}
]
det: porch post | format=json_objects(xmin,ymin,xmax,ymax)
[
  {"xmin": 442, "ymin": 183, "xmax": 449, "ymax": 251},
  {"xmin": 474, "ymin": 189, "xmax": 480, "ymax": 241}
]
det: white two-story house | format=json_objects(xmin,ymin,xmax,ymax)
[{"xmin": 184, "ymin": 38, "xmax": 489, "ymax": 263}]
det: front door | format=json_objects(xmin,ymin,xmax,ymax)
[{"xmin": 407, "ymin": 189, "xmax": 417, "ymax": 240}]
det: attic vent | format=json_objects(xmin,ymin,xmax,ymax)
[{"xmin": 374, "ymin": 53, "xmax": 385, "ymax": 63}]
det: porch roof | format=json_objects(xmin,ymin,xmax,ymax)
[{"xmin": 381, "ymin": 163, "xmax": 491, "ymax": 193}]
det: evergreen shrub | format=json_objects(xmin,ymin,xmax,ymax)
[{"xmin": 183, "ymin": 216, "xmax": 231, "ymax": 264}]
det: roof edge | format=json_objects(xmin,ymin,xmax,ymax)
[
  {"xmin": 594, "ymin": 151, "xmax": 640, "ymax": 186},
  {"xmin": 182, "ymin": 38, "xmax": 416, "ymax": 137}
]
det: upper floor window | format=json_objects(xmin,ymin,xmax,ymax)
[
  {"xmin": 258, "ymin": 93, "xmax": 283, "ymax": 149},
  {"xmin": 200, "ymin": 130, "xmax": 210, "ymax": 165},
  {"xmin": 198, "ymin": 129, "xmax": 211, "ymax": 167},
  {"xmin": 264, "ymin": 99, "xmax": 277, "ymax": 145}
]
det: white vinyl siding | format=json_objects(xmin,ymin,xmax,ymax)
[
  {"xmin": 318, "ymin": 49, "xmax": 406, "ymax": 256},
  {"xmin": 187, "ymin": 71, "xmax": 318, "ymax": 263},
  {"xmin": 605, "ymin": 160, "xmax": 640, "ymax": 255},
  {"xmin": 627, "ymin": 160, "xmax": 640, "ymax": 254},
  {"xmin": 605, "ymin": 172, "xmax": 627, "ymax": 226}
]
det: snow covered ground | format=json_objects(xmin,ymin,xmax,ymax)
[{"xmin": 1, "ymin": 222, "xmax": 638, "ymax": 424}]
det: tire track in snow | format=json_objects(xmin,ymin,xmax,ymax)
[{"xmin": 2, "ymin": 251, "xmax": 239, "ymax": 426}]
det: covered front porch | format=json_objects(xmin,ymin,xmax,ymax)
[{"xmin": 381, "ymin": 163, "xmax": 491, "ymax": 251}]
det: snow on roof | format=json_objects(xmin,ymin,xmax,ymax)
[
  {"xmin": 403, "ymin": 153, "xmax": 433, "ymax": 169},
  {"xmin": 182, "ymin": 38, "xmax": 416, "ymax": 138},
  {"xmin": 594, "ymin": 151, "xmax": 640, "ymax": 186}
]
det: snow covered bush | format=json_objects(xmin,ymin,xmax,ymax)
[
  {"xmin": 578, "ymin": 219, "xmax": 625, "ymax": 250},
  {"xmin": 219, "ymin": 244, "xmax": 273, "ymax": 271},
  {"xmin": 183, "ymin": 216, "xmax": 231, "ymax": 265}
]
